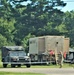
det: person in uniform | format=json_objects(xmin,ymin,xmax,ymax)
[{"xmin": 58, "ymin": 51, "xmax": 63, "ymax": 68}]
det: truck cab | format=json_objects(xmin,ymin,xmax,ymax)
[{"xmin": 1, "ymin": 46, "xmax": 31, "ymax": 68}]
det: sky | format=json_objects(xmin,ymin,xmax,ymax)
[
  {"xmin": 61, "ymin": 0, "xmax": 74, "ymax": 12},
  {"xmin": 23, "ymin": 0, "xmax": 74, "ymax": 12}
]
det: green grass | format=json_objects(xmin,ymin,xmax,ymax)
[
  {"xmin": 30, "ymin": 64, "xmax": 74, "ymax": 68},
  {"xmin": 0, "ymin": 61, "xmax": 74, "ymax": 68},
  {"xmin": 0, "ymin": 72, "xmax": 45, "ymax": 75}
]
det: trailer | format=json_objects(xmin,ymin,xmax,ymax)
[{"xmin": 29, "ymin": 36, "xmax": 70, "ymax": 64}]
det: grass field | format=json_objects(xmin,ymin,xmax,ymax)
[
  {"xmin": 0, "ymin": 72, "xmax": 45, "ymax": 75},
  {"xmin": 0, "ymin": 62, "xmax": 74, "ymax": 68},
  {"xmin": 0, "ymin": 64, "xmax": 74, "ymax": 75},
  {"xmin": 30, "ymin": 63, "xmax": 74, "ymax": 68}
]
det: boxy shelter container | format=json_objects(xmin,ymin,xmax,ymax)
[
  {"xmin": 29, "ymin": 36, "xmax": 69, "ymax": 54},
  {"xmin": 29, "ymin": 36, "xmax": 70, "ymax": 64}
]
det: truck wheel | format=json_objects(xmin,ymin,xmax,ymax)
[
  {"xmin": 26, "ymin": 64, "xmax": 31, "ymax": 68},
  {"xmin": 3, "ymin": 64, "xmax": 7, "ymax": 68},
  {"xmin": 17, "ymin": 64, "xmax": 21, "ymax": 67},
  {"xmin": 11, "ymin": 64, "xmax": 15, "ymax": 68}
]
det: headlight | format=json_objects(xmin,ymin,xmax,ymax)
[{"xmin": 25, "ymin": 58, "xmax": 28, "ymax": 60}]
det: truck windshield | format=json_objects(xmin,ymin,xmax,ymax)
[
  {"xmin": 19, "ymin": 51, "xmax": 26, "ymax": 56},
  {"xmin": 9, "ymin": 51, "xmax": 26, "ymax": 57}
]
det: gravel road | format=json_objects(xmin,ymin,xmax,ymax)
[{"xmin": 0, "ymin": 68, "xmax": 74, "ymax": 75}]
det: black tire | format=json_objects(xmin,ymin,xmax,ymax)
[
  {"xmin": 3, "ymin": 64, "xmax": 7, "ymax": 68},
  {"xmin": 11, "ymin": 64, "xmax": 15, "ymax": 68},
  {"xmin": 26, "ymin": 64, "xmax": 31, "ymax": 68},
  {"xmin": 17, "ymin": 64, "xmax": 21, "ymax": 67}
]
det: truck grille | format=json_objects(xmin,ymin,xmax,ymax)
[{"xmin": 19, "ymin": 59, "xmax": 25, "ymax": 62}]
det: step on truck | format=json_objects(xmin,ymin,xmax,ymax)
[{"xmin": 1, "ymin": 46, "xmax": 31, "ymax": 68}]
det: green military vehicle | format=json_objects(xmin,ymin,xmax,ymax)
[{"xmin": 1, "ymin": 46, "xmax": 31, "ymax": 68}]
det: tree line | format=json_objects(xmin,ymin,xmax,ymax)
[{"xmin": 0, "ymin": 0, "xmax": 74, "ymax": 49}]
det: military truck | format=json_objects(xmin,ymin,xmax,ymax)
[
  {"xmin": 29, "ymin": 36, "xmax": 70, "ymax": 64},
  {"xmin": 1, "ymin": 46, "xmax": 31, "ymax": 68},
  {"xmin": 63, "ymin": 48, "xmax": 74, "ymax": 63}
]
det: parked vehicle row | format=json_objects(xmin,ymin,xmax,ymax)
[{"xmin": 1, "ymin": 36, "xmax": 73, "ymax": 68}]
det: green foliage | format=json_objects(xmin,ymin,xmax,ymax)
[
  {"xmin": 0, "ymin": 34, "xmax": 8, "ymax": 48},
  {"xmin": 62, "ymin": 11, "xmax": 74, "ymax": 47},
  {"xmin": 22, "ymin": 33, "xmax": 35, "ymax": 53},
  {"xmin": 22, "ymin": 33, "xmax": 35, "ymax": 47},
  {"xmin": 0, "ymin": 0, "xmax": 74, "ymax": 48}
]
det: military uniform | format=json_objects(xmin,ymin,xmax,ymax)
[{"xmin": 58, "ymin": 52, "xmax": 63, "ymax": 68}]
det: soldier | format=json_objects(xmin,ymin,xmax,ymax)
[{"xmin": 58, "ymin": 51, "xmax": 63, "ymax": 68}]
